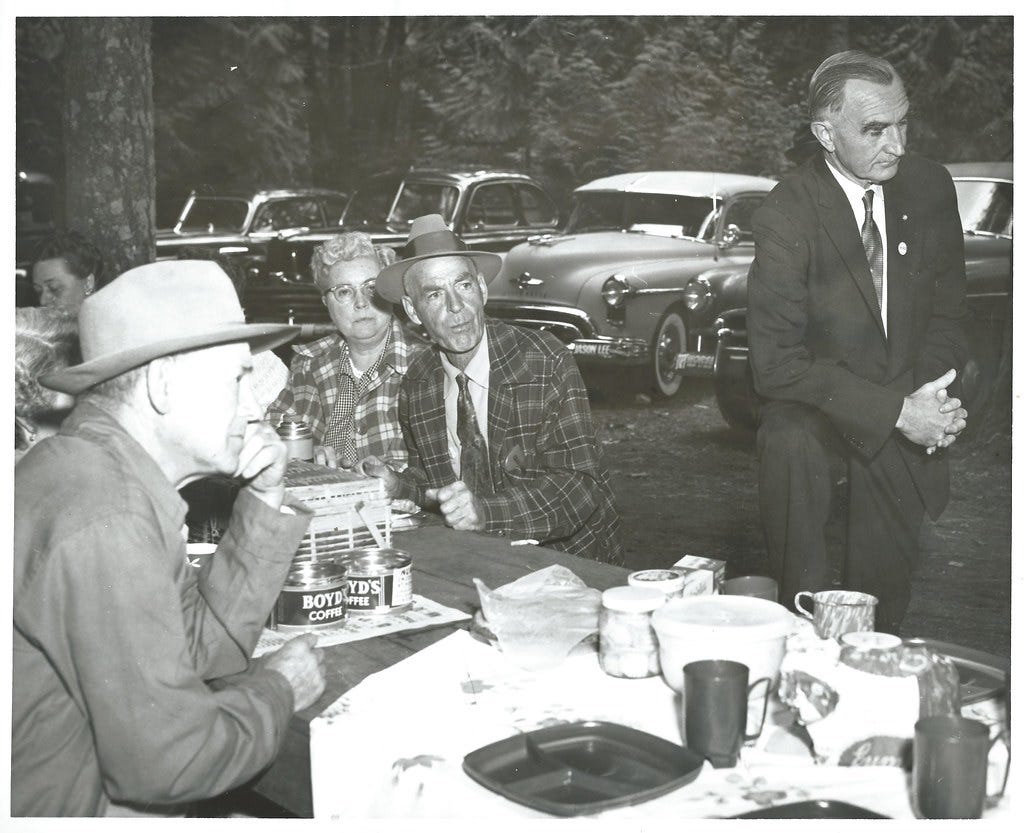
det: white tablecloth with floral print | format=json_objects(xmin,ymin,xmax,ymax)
[{"xmin": 309, "ymin": 629, "xmax": 1012, "ymax": 820}]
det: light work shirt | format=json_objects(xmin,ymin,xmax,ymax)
[
  {"xmin": 439, "ymin": 330, "xmax": 490, "ymax": 476},
  {"xmin": 826, "ymin": 158, "xmax": 890, "ymax": 335}
]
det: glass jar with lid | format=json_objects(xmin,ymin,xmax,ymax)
[{"xmin": 599, "ymin": 586, "xmax": 667, "ymax": 679}]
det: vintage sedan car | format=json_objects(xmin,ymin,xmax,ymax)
[
  {"xmin": 484, "ymin": 171, "xmax": 776, "ymax": 397},
  {"xmin": 155, "ymin": 187, "xmax": 350, "ymax": 264},
  {"xmin": 713, "ymin": 161, "xmax": 1013, "ymax": 429},
  {"xmin": 243, "ymin": 168, "xmax": 560, "ymax": 327}
]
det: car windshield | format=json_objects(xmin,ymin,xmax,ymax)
[
  {"xmin": 954, "ymin": 179, "xmax": 1013, "ymax": 238},
  {"xmin": 565, "ymin": 192, "xmax": 718, "ymax": 238},
  {"xmin": 178, "ymin": 197, "xmax": 249, "ymax": 232},
  {"xmin": 389, "ymin": 182, "xmax": 458, "ymax": 226},
  {"xmin": 344, "ymin": 179, "xmax": 400, "ymax": 226}
]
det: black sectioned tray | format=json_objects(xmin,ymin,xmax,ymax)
[
  {"xmin": 462, "ymin": 720, "xmax": 704, "ymax": 816},
  {"xmin": 732, "ymin": 799, "xmax": 889, "ymax": 819}
]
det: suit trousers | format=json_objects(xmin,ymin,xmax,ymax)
[{"xmin": 757, "ymin": 401, "xmax": 925, "ymax": 634}]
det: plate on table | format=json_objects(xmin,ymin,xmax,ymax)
[
  {"xmin": 462, "ymin": 720, "xmax": 704, "ymax": 816},
  {"xmin": 732, "ymin": 800, "xmax": 889, "ymax": 819},
  {"xmin": 903, "ymin": 638, "xmax": 1007, "ymax": 705}
]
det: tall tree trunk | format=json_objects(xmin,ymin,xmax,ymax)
[{"xmin": 63, "ymin": 18, "xmax": 155, "ymax": 280}]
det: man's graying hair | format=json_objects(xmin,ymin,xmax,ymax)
[{"xmin": 808, "ymin": 51, "xmax": 899, "ymax": 121}]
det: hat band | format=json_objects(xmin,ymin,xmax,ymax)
[{"xmin": 406, "ymin": 229, "xmax": 468, "ymax": 259}]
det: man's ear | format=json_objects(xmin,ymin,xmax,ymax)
[
  {"xmin": 402, "ymin": 295, "xmax": 422, "ymax": 326},
  {"xmin": 146, "ymin": 357, "xmax": 174, "ymax": 415},
  {"xmin": 477, "ymin": 273, "xmax": 489, "ymax": 306},
  {"xmin": 83, "ymin": 273, "xmax": 96, "ymax": 294},
  {"xmin": 809, "ymin": 121, "xmax": 834, "ymax": 154}
]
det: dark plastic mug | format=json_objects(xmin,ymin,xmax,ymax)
[
  {"xmin": 913, "ymin": 715, "xmax": 1010, "ymax": 819},
  {"xmin": 683, "ymin": 659, "xmax": 770, "ymax": 768}
]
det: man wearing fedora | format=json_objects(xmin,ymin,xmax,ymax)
[
  {"xmin": 13, "ymin": 261, "xmax": 326, "ymax": 816},
  {"xmin": 367, "ymin": 214, "xmax": 623, "ymax": 564}
]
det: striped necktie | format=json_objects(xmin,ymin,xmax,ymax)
[
  {"xmin": 861, "ymin": 189, "xmax": 884, "ymax": 311},
  {"xmin": 456, "ymin": 373, "xmax": 490, "ymax": 494}
]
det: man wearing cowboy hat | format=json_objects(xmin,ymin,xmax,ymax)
[
  {"xmin": 366, "ymin": 214, "xmax": 623, "ymax": 564},
  {"xmin": 13, "ymin": 261, "xmax": 326, "ymax": 816}
]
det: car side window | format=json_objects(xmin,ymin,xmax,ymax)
[
  {"xmin": 466, "ymin": 184, "xmax": 519, "ymax": 229},
  {"xmin": 321, "ymin": 196, "xmax": 349, "ymax": 226},
  {"xmin": 518, "ymin": 184, "xmax": 558, "ymax": 227},
  {"xmin": 252, "ymin": 199, "xmax": 324, "ymax": 232},
  {"xmin": 720, "ymin": 196, "xmax": 764, "ymax": 244}
]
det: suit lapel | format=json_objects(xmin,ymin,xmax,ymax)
[
  {"xmin": 813, "ymin": 157, "xmax": 887, "ymax": 341},
  {"xmin": 408, "ymin": 352, "xmax": 456, "ymax": 481},
  {"xmin": 484, "ymin": 322, "xmax": 533, "ymax": 483},
  {"xmin": 882, "ymin": 170, "xmax": 914, "ymax": 374}
]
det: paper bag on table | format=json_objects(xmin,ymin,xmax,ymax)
[{"xmin": 473, "ymin": 565, "xmax": 601, "ymax": 671}]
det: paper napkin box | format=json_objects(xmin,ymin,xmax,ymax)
[{"xmin": 673, "ymin": 555, "xmax": 726, "ymax": 594}]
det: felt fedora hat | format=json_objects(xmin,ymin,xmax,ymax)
[
  {"xmin": 375, "ymin": 213, "xmax": 503, "ymax": 303},
  {"xmin": 41, "ymin": 260, "xmax": 300, "ymax": 395}
]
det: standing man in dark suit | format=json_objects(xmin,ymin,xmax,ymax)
[
  {"xmin": 748, "ymin": 51, "xmax": 968, "ymax": 633},
  {"xmin": 365, "ymin": 214, "xmax": 623, "ymax": 564}
]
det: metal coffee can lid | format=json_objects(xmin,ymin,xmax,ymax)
[{"xmin": 277, "ymin": 417, "xmax": 313, "ymax": 441}]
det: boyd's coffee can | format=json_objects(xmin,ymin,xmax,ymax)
[
  {"xmin": 335, "ymin": 548, "xmax": 413, "ymax": 615},
  {"xmin": 271, "ymin": 561, "xmax": 348, "ymax": 630},
  {"xmin": 276, "ymin": 417, "xmax": 314, "ymax": 462}
]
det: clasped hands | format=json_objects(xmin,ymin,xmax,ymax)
[
  {"xmin": 896, "ymin": 368, "xmax": 968, "ymax": 454},
  {"xmin": 358, "ymin": 456, "xmax": 483, "ymax": 529}
]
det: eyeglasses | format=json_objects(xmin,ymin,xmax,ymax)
[{"xmin": 322, "ymin": 281, "xmax": 377, "ymax": 305}]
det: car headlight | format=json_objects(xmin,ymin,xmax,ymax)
[
  {"xmin": 683, "ymin": 278, "xmax": 712, "ymax": 313},
  {"xmin": 602, "ymin": 274, "xmax": 634, "ymax": 308}
]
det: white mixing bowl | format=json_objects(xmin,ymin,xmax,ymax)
[{"xmin": 651, "ymin": 595, "xmax": 796, "ymax": 691}]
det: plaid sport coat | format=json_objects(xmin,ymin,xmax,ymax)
[
  {"xmin": 394, "ymin": 320, "xmax": 623, "ymax": 564},
  {"xmin": 266, "ymin": 319, "xmax": 424, "ymax": 469}
]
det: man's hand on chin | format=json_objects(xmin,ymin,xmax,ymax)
[
  {"xmin": 425, "ymin": 481, "xmax": 485, "ymax": 531},
  {"xmin": 235, "ymin": 421, "xmax": 288, "ymax": 510}
]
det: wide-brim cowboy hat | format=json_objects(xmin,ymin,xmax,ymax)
[
  {"xmin": 375, "ymin": 213, "xmax": 503, "ymax": 304},
  {"xmin": 41, "ymin": 260, "xmax": 299, "ymax": 395}
]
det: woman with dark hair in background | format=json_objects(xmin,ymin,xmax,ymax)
[{"xmin": 31, "ymin": 231, "xmax": 105, "ymax": 314}]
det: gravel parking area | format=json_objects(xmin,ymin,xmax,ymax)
[{"xmin": 590, "ymin": 378, "xmax": 1011, "ymax": 658}]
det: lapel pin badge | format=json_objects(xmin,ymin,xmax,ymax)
[
  {"xmin": 902, "ymin": 213, "xmax": 908, "ymax": 221},
  {"xmin": 898, "ymin": 241, "xmax": 908, "ymax": 256}
]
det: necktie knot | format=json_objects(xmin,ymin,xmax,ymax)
[
  {"xmin": 456, "ymin": 373, "xmax": 469, "ymax": 397},
  {"xmin": 862, "ymin": 189, "xmax": 875, "ymax": 220}
]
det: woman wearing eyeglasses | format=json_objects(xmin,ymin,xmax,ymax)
[{"xmin": 267, "ymin": 232, "xmax": 425, "ymax": 471}]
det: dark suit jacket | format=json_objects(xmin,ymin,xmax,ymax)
[
  {"xmin": 748, "ymin": 153, "xmax": 967, "ymax": 518},
  {"xmin": 393, "ymin": 319, "xmax": 623, "ymax": 563}
]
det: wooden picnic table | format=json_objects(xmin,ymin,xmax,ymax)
[{"xmin": 248, "ymin": 523, "xmax": 629, "ymax": 817}]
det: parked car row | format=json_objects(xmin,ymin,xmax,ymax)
[{"xmin": 17, "ymin": 160, "xmax": 1010, "ymax": 430}]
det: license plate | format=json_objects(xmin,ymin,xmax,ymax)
[
  {"xmin": 674, "ymin": 353, "xmax": 715, "ymax": 372},
  {"xmin": 572, "ymin": 343, "xmax": 610, "ymax": 357}
]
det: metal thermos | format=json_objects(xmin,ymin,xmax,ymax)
[{"xmin": 276, "ymin": 418, "xmax": 314, "ymax": 462}]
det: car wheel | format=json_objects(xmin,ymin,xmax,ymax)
[{"xmin": 651, "ymin": 309, "xmax": 687, "ymax": 399}]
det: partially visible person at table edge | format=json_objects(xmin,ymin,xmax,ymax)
[
  {"xmin": 267, "ymin": 231, "xmax": 425, "ymax": 471},
  {"xmin": 364, "ymin": 214, "xmax": 624, "ymax": 565},
  {"xmin": 14, "ymin": 305, "xmax": 79, "ymax": 464},
  {"xmin": 31, "ymin": 229, "xmax": 105, "ymax": 314},
  {"xmin": 747, "ymin": 50, "xmax": 968, "ymax": 634},
  {"xmin": 12, "ymin": 260, "xmax": 325, "ymax": 816}
]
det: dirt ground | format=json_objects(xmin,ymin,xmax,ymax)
[{"xmin": 589, "ymin": 377, "xmax": 1012, "ymax": 659}]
